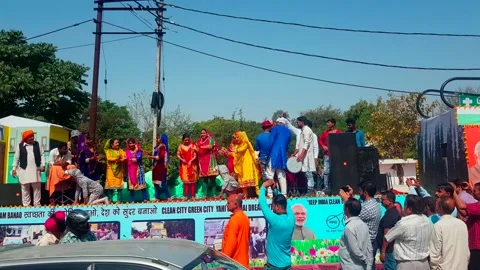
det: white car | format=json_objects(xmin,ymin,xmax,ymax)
[{"xmin": 0, "ymin": 238, "xmax": 247, "ymax": 270}]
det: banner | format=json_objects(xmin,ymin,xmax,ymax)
[
  {"xmin": 464, "ymin": 125, "xmax": 480, "ymax": 187},
  {"xmin": 0, "ymin": 196, "xmax": 406, "ymax": 267}
]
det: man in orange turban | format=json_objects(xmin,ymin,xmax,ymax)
[{"xmin": 12, "ymin": 129, "xmax": 45, "ymax": 206}]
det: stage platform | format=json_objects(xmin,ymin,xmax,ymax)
[{"xmin": 0, "ymin": 195, "xmax": 405, "ymax": 268}]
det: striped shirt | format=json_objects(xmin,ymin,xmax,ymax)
[
  {"xmin": 359, "ymin": 198, "xmax": 382, "ymax": 241},
  {"xmin": 385, "ymin": 214, "xmax": 433, "ymax": 261}
]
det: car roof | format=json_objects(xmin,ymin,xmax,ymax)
[{"xmin": 0, "ymin": 239, "xmax": 208, "ymax": 268}]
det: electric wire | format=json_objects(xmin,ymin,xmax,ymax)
[
  {"xmin": 100, "ymin": 20, "xmax": 442, "ymax": 96},
  {"xmin": 57, "ymin": 35, "xmax": 145, "ymax": 51},
  {"xmin": 160, "ymin": 18, "xmax": 480, "ymax": 71},
  {"xmin": 166, "ymin": 3, "xmax": 480, "ymax": 38},
  {"xmin": 26, "ymin": 19, "xmax": 92, "ymax": 41}
]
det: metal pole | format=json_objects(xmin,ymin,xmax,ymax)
[
  {"xmin": 415, "ymin": 89, "xmax": 459, "ymax": 119},
  {"xmin": 152, "ymin": 0, "xmax": 164, "ymax": 149},
  {"xmin": 89, "ymin": 0, "xmax": 103, "ymax": 142},
  {"xmin": 439, "ymin": 77, "xmax": 480, "ymax": 109}
]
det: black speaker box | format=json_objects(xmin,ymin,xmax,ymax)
[
  {"xmin": 0, "ymin": 183, "xmax": 51, "ymax": 206},
  {"xmin": 329, "ymin": 133, "xmax": 359, "ymax": 194},
  {"xmin": 357, "ymin": 147, "xmax": 380, "ymax": 183}
]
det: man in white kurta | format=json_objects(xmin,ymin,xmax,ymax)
[
  {"xmin": 282, "ymin": 117, "xmax": 319, "ymax": 191},
  {"xmin": 294, "ymin": 116, "xmax": 316, "ymax": 193},
  {"xmin": 12, "ymin": 130, "xmax": 45, "ymax": 206}
]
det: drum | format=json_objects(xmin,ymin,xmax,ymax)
[{"xmin": 286, "ymin": 157, "xmax": 302, "ymax": 173}]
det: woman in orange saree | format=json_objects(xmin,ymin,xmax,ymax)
[
  {"xmin": 177, "ymin": 134, "xmax": 198, "ymax": 199},
  {"xmin": 196, "ymin": 129, "xmax": 219, "ymax": 197},
  {"xmin": 232, "ymin": 131, "xmax": 260, "ymax": 197}
]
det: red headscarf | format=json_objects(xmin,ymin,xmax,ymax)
[{"xmin": 21, "ymin": 130, "xmax": 34, "ymax": 143}]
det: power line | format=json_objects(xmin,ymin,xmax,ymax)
[
  {"xmin": 57, "ymin": 35, "xmax": 145, "ymax": 51},
  {"xmin": 166, "ymin": 3, "xmax": 480, "ymax": 38},
  {"xmin": 162, "ymin": 40, "xmax": 417, "ymax": 94},
  {"xmin": 26, "ymin": 19, "xmax": 92, "ymax": 41},
  {"xmin": 120, "ymin": 2, "xmax": 154, "ymax": 29},
  {"xmin": 161, "ymin": 18, "xmax": 480, "ymax": 71},
  {"xmin": 100, "ymin": 20, "xmax": 431, "ymax": 95}
]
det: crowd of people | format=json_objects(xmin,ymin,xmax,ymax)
[
  {"xmin": 338, "ymin": 179, "xmax": 479, "ymax": 270},
  {"xmin": 218, "ymin": 178, "xmax": 480, "ymax": 270},
  {"xmin": 12, "ymin": 114, "xmax": 366, "ymax": 206}
]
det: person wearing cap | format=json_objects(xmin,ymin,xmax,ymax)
[
  {"xmin": 264, "ymin": 118, "xmax": 292, "ymax": 196},
  {"xmin": 12, "ymin": 129, "xmax": 45, "ymax": 207},
  {"xmin": 69, "ymin": 130, "xmax": 81, "ymax": 165},
  {"xmin": 37, "ymin": 211, "xmax": 67, "ymax": 246},
  {"xmin": 255, "ymin": 120, "xmax": 274, "ymax": 185}
]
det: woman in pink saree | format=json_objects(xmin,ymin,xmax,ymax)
[
  {"xmin": 126, "ymin": 138, "xmax": 148, "ymax": 202},
  {"xmin": 196, "ymin": 129, "xmax": 219, "ymax": 197}
]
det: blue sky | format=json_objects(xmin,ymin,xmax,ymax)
[{"xmin": 2, "ymin": 0, "xmax": 479, "ymax": 122}]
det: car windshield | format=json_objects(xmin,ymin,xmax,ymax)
[{"xmin": 189, "ymin": 248, "xmax": 246, "ymax": 270}]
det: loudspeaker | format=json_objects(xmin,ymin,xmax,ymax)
[
  {"xmin": 377, "ymin": 174, "xmax": 389, "ymax": 192},
  {"xmin": 357, "ymin": 147, "xmax": 380, "ymax": 183},
  {"xmin": 329, "ymin": 133, "xmax": 359, "ymax": 193},
  {"xmin": 0, "ymin": 183, "xmax": 50, "ymax": 206}
]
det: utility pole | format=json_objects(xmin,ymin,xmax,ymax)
[
  {"xmin": 152, "ymin": 0, "xmax": 164, "ymax": 150},
  {"xmin": 89, "ymin": 0, "xmax": 165, "ymax": 144},
  {"xmin": 89, "ymin": 0, "xmax": 103, "ymax": 142}
]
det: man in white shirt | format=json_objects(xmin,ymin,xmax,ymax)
[
  {"xmin": 384, "ymin": 194, "xmax": 433, "ymax": 270},
  {"xmin": 430, "ymin": 197, "xmax": 469, "ymax": 270},
  {"xmin": 49, "ymin": 142, "xmax": 72, "ymax": 166},
  {"xmin": 292, "ymin": 116, "xmax": 316, "ymax": 194}
]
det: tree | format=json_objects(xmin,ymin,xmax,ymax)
[
  {"xmin": 344, "ymin": 100, "xmax": 376, "ymax": 134},
  {"xmin": 271, "ymin": 110, "xmax": 289, "ymax": 121},
  {"xmin": 127, "ymin": 90, "xmax": 154, "ymax": 135},
  {"xmin": 368, "ymin": 93, "xmax": 437, "ymax": 159},
  {"xmin": 79, "ymin": 100, "xmax": 141, "ymax": 145},
  {"xmin": 0, "ymin": 30, "xmax": 90, "ymax": 127},
  {"xmin": 300, "ymin": 105, "xmax": 345, "ymax": 134}
]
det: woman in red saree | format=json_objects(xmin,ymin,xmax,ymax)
[
  {"xmin": 177, "ymin": 134, "xmax": 198, "ymax": 199},
  {"xmin": 196, "ymin": 129, "xmax": 219, "ymax": 197},
  {"xmin": 220, "ymin": 138, "xmax": 236, "ymax": 175}
]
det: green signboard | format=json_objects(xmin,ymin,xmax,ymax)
[{"xmin": 459, "ymin": 94, "xmax": 480, "ymax": 106}]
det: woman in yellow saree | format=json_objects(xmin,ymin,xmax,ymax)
[
  {"xmin": 232, "ymin": 131, "xmax": 260, "ymax": 197},
  {"xmin": 104, "ymin": 138, "xmax": 126, "ymax": 202}
]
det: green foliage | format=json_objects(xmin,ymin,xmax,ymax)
[
  {"xmin": 368, "ymin": 93, "xmax": 437, "ymax": 159},
  {"xmin": 300, "ymin": 105, "xmax": 345, "ymax": 134},
  {"xmin": 0, "ymin": 30, "xmax": 90, "ymax": 127},
  {"xmin": 344, "ymin": 100, "xmax": 376, "ymax": 134}
]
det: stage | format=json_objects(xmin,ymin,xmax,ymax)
[{"xmin": 0, "ymin": 195, "xmax": 406, "ymax": 268}]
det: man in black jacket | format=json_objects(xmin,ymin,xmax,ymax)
[{"xmin": 12, "ymin": 129, "xmax": 45, "ymax": 206}]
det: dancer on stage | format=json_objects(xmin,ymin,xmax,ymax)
[
  {"xmin": 232, "ymin": 131, "xmax": 260, "ymax": 197},
  {"xmin": 293, "ymin": 116, "xmax": 316, "ymax": 194},
  {"xmin": 177, "ymin": 134, "xmax": 198, "ymax": 199},
  {"xmin": 149, "ymin": 134, "xmax": 170, "ymax": 200},
  {"xmin": 126, "ymin": 138, "xmax": 148, "ymax": 202},
  {"xmin": 263, "ymin": 118, "xmax": 292, "ymax": 196},
  {"xmin": 104, "ymin": 138, "xmax": 126, "ymax": 203},
  {"xmin": 78, "ymin": 134, "xmax": 101, "ymax": 181},
  {"xmin": 196, "ymin": 129, "xmax": 219, "ymax": 198}
]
